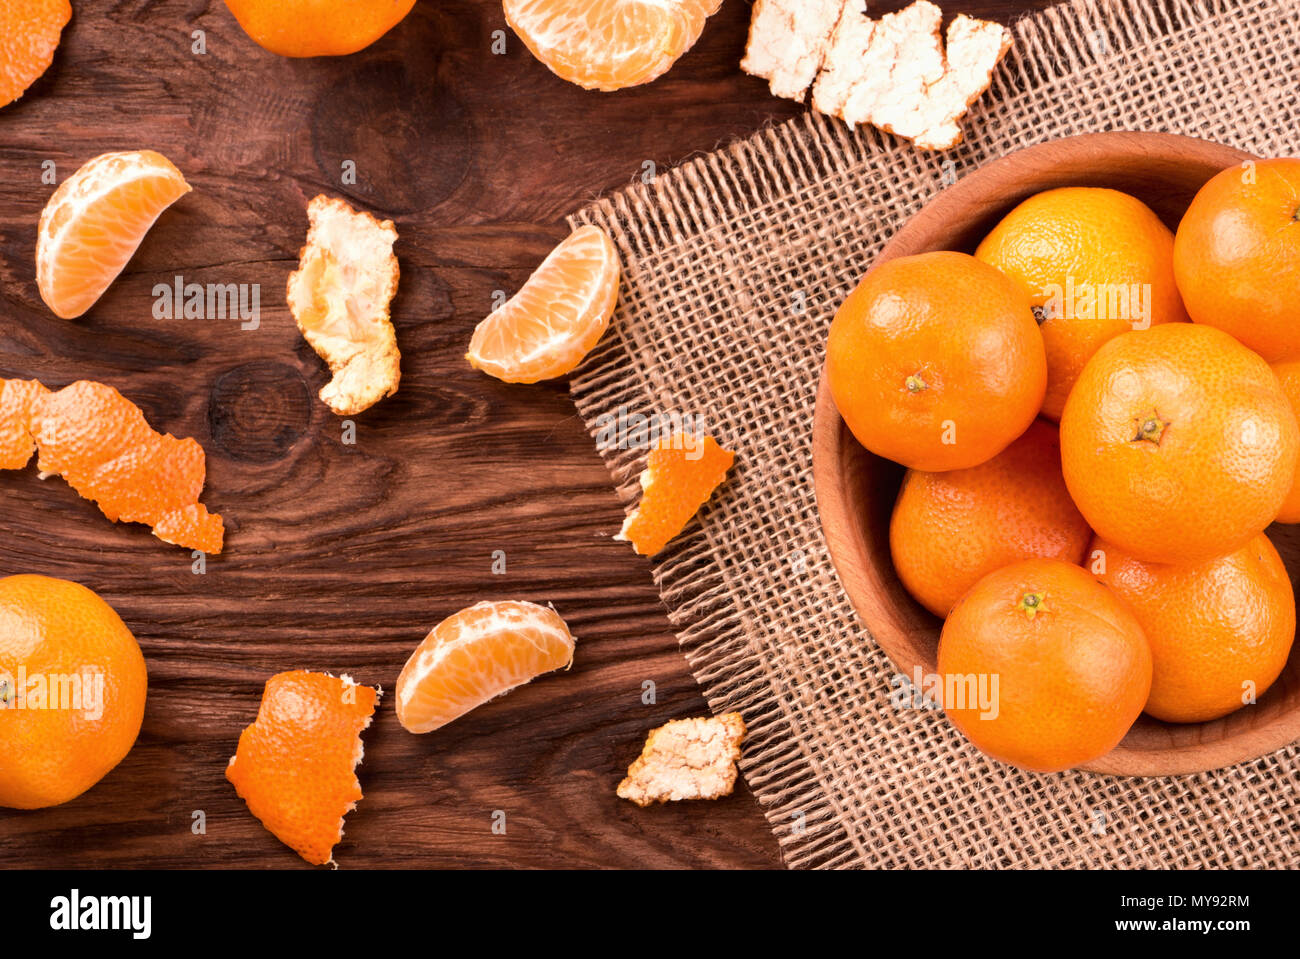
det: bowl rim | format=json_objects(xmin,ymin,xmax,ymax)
[{"xmin": 809, "ymin": 130, "xmax": 1300, "ymax": 778}]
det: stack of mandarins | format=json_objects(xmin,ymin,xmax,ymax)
[{"xmin": 827, "ymin": 159, "xmax": 1300, "ymax": 773}]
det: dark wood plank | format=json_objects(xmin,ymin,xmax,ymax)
[{"xmin": 0, "ymin": 0, "xmax": 1053, "ymax": 868}]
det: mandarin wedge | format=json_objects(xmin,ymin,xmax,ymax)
[
  {"xmin": 504, "ymin": 0, "xmax": 722, "ymax": 91},
  {"xmin": 227, "ymin": 671, "xmax": 379, "ymax": 866},
  {"xmin": 0, "ymin": 0, "xmax": 71, "ymax": 109},
  {"xmin": 395, "ymin": 600, "xmax": 576, "ymax": 734},
  {"xmin": 616, "ymin": 433, "xmax": 734, "ymax": 556},
  {"xmin": 467, "ymin": 225, "xmax": 619, "ymax": 383},
  {"xmin": 36, "ymin": 150, "xmax": 191, "ymax": 320}
]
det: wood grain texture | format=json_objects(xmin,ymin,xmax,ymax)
[{"xmin": 0, "ymin": 0, "xmax": 1053, "ymax": 869}]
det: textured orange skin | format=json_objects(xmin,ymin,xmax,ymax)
[
  {"xmin": 621, "ymin": 435, "xmax": 734, "ymax": 556},
  {"xmin": 937, "ymin": 559, "xmax": 1151, "ymax": 774},
  {"xmin": 1091, "ymin": 534, "xmax": 1295, "ymax": 724},
  {"xmin": 975, "ymin": 187, "xmax": 1189, "ymax": 420},
  {"xmin": 1060, "ymin": 324, "xmax": 1299, "ymax": 565},
  {"xmin": 227, "ymin": 671, "xmax": 378, "ymax": 866},
  {"xmin": 890, "ymin": 419, "xmax": 1091, "ymax": 617},
  {"xmin": 0, "ymin": 379, "xmax": 226, "ymax": 554},
  {"xmin": 0, "ymin": 0, "xmax": 70, "ymax": 109},
  {"xmin": 0, "ymin": 378, "xmax": 49, "ymax": 469},
  {"xmin": 0, "ymin": 575, "xmax": 147, "ymax": 809},
  {"xmin": 1173, "ymin": 158, "xmax": 1300, "ymax": 362},
  {"xmin": 827, "ymin": 251, "xmax": 1045, "ymax": 472},
  {"xmin": 1272, "ymin": 360, "xmax": 1300, "ymax": 523},
  {"xmin": 223, "ymin": 0, "xmax": 416, "ymax": 57}
]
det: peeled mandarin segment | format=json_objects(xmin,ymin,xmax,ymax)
[
  {"xmin": 504, "ymin": 0, "xmax": 722, "ymax": 91},
  {"xmin": 617, "ymin": 434, "xmax": 735, "ymax": 556},
  {"xmin": 36, "ymin": 150, "xmax": 192, "ymax": 320},
  {"xmin": 0, "ymin": 378, "xmax": 50, "ymax": 470},
  {"xmin": 27, "ymin": 380, "xmax": 224, "ymax": 553},
  {"xmin": 226, "ymin": 671, "xmax": 378, "ymax": 866},
  {"xmin": 0, "ymin": 0, "xmax": 70, "ymax": 109},
  {"xmin": 285, "ymin": 195, "xmax": 401, "ymax": 415},
  {"xmin": 466, "ymin": 225, "xmax": 620, "ymax": 383},
  {"xmin": 395, "ymin": 600, "xmax": 576, "ymax": 734}
]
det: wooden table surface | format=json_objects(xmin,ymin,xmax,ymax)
[{"xmin": 0, "ymin": 0, "xmax": 1052, "ymax": 869}]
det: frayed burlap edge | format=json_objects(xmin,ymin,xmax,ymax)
[{"xmin": 569, "ymin": 0, "xmax": 1300, "ymax": 869}]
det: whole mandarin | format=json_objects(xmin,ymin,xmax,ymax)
[
  {"xmin": 827, "ymin": 251, "xmax": 1046, "ymax": 472},
  {"xmin": 1060, "ymin": 324, "xmax": 1298, "ymax": 564},
  {"xmin": 1174, "ymin": 158, "xmax": 1300, "ymax": 362},
  {"xmin": 937, "ymin": 559, "xmax": 1151, "ymax": 773},
  {"xmin": 890, "ymin": 418, "xmax": 1091, "ymax": 617}
]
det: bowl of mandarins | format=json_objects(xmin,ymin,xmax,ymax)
[{"xmin": 814, "ymin": 130, "xmax": 1300, "ymax": 777}]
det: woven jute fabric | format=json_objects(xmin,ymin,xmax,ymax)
[{"xmin": 567, "ymin": 0, "xmax": 1300, "ymax": 868}]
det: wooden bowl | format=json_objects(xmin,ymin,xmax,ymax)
[{"xmin": 813, "ymin": 131, "xmax": 1300, "ymax": 777}]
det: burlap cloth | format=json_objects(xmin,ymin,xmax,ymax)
[{"xmin": 567, "ymin": 0, "xmax": 1300, "ymax": 868}]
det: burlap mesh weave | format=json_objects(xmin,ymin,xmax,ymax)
[{"xmin": 567, "ymin": 0, "xmax": 1300, "ymax": 868}]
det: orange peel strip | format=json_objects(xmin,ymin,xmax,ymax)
[
  {"xmin": 226, "ymin": 671, "xmax": 379, "ymax": 867},
  {"xmin": 616, "ymin": 433, "xmax": 735, "ymax": 556},
  {"xmin": 0, "ymin": 0, "xmax": 71, "ymax": 110},
  {"xmin": 0, "ymin": 377, "xmax": 225, "ymax": 553}
]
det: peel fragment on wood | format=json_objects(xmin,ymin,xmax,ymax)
[
  {"xmin": 744, "ymin": 0, "xmax": 1012, "ymax": 150},
  {"xmin": 617, "ymin": 712, "xmax": 747, "ymax": 807},
  {"xmin": 0, "ymin": 377, "xmax": 225, "ymax": 554},
  {"xmin": 287, "ymin": 195, "xmax": 401, "ymax": 416}
]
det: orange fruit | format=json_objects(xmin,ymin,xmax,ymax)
[
  {"xmin": 890, "ymin": 419, "xmax": 1091, "ymax": 618},
  {"xmin": 227, "ymin": 671, "xmax": 378, "ymax": 866},
  {"xmin": 36, "ymin": 150, "xmax": 191, "ymax": 320},
  {"xmin": 222, "ymin": 0, "xmax": 417, "ymax": 57},
  {"xmin": 395, "ymin": 600, "xmax": 576, "ymax": 734},
  {"xmin": 0, "ymin": 574, "xmax": 147, "ymax": 809},
  {"xmin": 1092, "ymin": 533, "xmax": 1295, "ymax": 724},
  {"xmin": 827, "ymin": 251, "xmax": 1045, "ymax": 472},
  {"xmin": 975, "ymin": 187, "xmax": 1189, "ymax": 420},
  {"xmin": 1060, "ymin": 323, "xmax": 1298, "ymax": 565},
  {"xmin": 466, "ymin": 225, "xmax": 620, "ymax": 383},
  {"xmin": 937, "ymin": 559, "xmax": 1151, "ymax": 773},
  {"xmin": 0, "ymin": 378, "xmax": 225, "ymax": 553},
  {"xmin": 1271, "ymin": 359, "xmax": 1300, "ymax": 523},
  {"xmin": 617, "ymin": 433, "xmax": 734, "ymax": 556},
  {"xmin": 504, "ymin": 0, "xmax": 722, "ymax": 91},
  {"xmin": 0, "ymin": 0, "xmax": 70, "ymax": 109},
  {"xmin": 1174, "ymin": 158, "xmax": 1300, "ymax": 362}
]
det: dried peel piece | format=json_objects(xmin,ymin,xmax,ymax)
[
  {"xmin": 740, "ymin": 0, "xmax": 847, "ymax": 102},
  {"xmin": 227, "ymin": 671, "xmax": 379, "ymax": 867},
  {"xmin": 0, "ymin": 377, "xmax": 224, "ymax": 554},
  {"xmin": 616, "ymin": 433, "xmax": 734, "ymax": 557},
  {"xmin": 617, "ymin": 712, "xmax": 746, "ymax": 807},
  {"xmin": 287, "ymin": 195, "xmax": 401, "ymax": 416},
  {"xmin": 745, "ymin": 0, "xmax": 1012, "ymax": 150}
]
